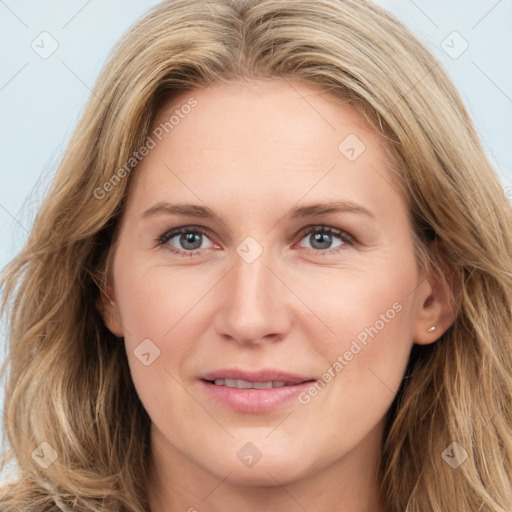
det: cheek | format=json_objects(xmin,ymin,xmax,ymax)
[
  {"xmin": 113, "ymin": 253, "xmax": 222, "ymax": 378},
  {"xmin": 295, "ymin": 254, "xmax": 417, "ymax": 351},
  {"xmin": 115, "ymin": 257, "xmax": 204, "ymax": 341},
  {"xmin": 114, "ymin": 262, "xmax": 204, "ymax": 421},
  {"xmin": 294, "ymin": 252, "xmax": 418, "ymax": 410}
]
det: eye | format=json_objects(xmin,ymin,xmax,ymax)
[
  {"xmin": 296, "ymin": 226, "xmax": 354, "ymax": 254},
  {"xmin": 156, "ymin": 224, "xmax": 355, "ymax": 258},
  {"xmin": 157, "ymin": 226, "xmax": 216, "ymax": 256}
]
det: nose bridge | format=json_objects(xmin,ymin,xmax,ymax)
[
  {"xmin": 216, "ymin": 242, "xmax": 289, "ymax": 343},
  {"xmin": 232, "ymin": 249, "xmax": 271, "ymax": 308}
]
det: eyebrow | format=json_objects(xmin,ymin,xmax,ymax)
[{"xmin": 140, "ymin": 200, "xmax": 374, "ymax": 221}]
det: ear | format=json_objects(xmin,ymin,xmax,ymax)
[
  {"xmin": 412, "ymin": 242, "xmax": 458, "ymax": 345},
  {"xmin": 96, "ymin": 274, "xmax": 124, "ymax": 338}
]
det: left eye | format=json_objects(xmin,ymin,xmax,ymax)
[{"xmin": 296, "ymin": 226, "xmax": 350, "ymax": 251}]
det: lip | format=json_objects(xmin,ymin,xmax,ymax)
[
  {"xmin": 199, "ymin": 368, "xmax": 316, "ymax": 414},
  {"xmin": 200, "ymin": 368, "xmax": 314, "ymax": 384}
]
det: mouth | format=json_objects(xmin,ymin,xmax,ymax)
[
  {"xmin": 205, "ymin": 379, "xmax": 303, "ymax": 389},
  {"xmin": 199, "ymin": 368, "xmax": 316, "ymax": 413},
  {"xmin": 200, "ymin": 368, "xmax": 314, "ymax": 384}
]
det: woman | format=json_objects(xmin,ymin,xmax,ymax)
[{"xmin": 1, "ymin": 0, "xmax": 511, "ymax": 510}]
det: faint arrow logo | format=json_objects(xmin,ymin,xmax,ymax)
[
  {"xmin": 237, "ymin": 442, "xmax": 263, "ymax": 468},
  {"xmin": 31, "ymin": 442, "xmax": 58, "ymax": 468},
  {"xmin": 441, "ymin": 441, "xmax": 468, "ymax": 468},
  {"xmin": 236, "ymin": 236, "xmax": 264, "ymax": 263},
  {"xmin": 441, "ymin": 31, "xmax": 469, "ymax": 59},
  {"xmin": 338, "ymin": 133, "xmax": 366, "ymax": 162},
  {"xmin": 134, "ymin": 338, "xmax": 161, "ymax": 366},
  {"xmin": 31, "ymin": 31, "xmax": 59, "ymax": 59}
]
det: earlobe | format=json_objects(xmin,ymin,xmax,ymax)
[
  {"xmin": 413, "ymin": 253, "xmax": 458, "ymax": 345},
  {"xmin": 96, "ymin": 284, "xmax": 124, "ymax": 338}
]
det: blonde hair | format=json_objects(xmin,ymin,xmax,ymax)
[{"xmin": 1, "ymin": 0, "xmax": 511, "ymax": 510}]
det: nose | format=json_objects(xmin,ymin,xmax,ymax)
[{"xmin": 214, "ymin": 245, "xmax": 292, "ymax": 345}]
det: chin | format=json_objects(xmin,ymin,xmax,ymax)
[{"xmin": 202, "ymin": 451, "xmax": 312, "ymax": 487}]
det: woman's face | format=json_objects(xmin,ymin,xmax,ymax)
[{"xmin": 102, "ymin": 79, "xmax": 441, "ymax": 491}]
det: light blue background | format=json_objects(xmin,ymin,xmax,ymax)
[{"xmin": 0, "ymin": 0, "xmax": 511, "ymax": 480}]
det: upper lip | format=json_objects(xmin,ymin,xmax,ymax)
[{"xmin": 201, "ymin": 368, "xmax": 315, "ymax": 384}]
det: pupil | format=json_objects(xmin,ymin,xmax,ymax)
[
  {"xmin": 181, "ymin": 232, "xmax": 201, "ymax": 250},
  {"xmin": 311, "ymin": 232, "xmax": 332, "ymax": 249}
]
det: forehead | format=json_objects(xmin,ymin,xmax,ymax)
[
  {"xmin": 128, "ymin": 79, "xmax": 403, "ymax": 217},
  {"xmin": 152, "ymin": 78, "xmax": 375, "ymax": 146}
]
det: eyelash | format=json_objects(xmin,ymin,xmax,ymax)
[{"xmin": 156, "ymin": 225, "xmax": 355, "ymax": 258}]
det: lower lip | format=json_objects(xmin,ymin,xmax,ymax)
[{"xmin": 200, "ymin": 380, "xmax": 314, "ymax": 413}]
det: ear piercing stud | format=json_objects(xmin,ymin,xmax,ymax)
[{"xmin": 427, "ymin": 326, "xmax": 436, "ymax": 332}]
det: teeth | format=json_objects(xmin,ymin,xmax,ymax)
[
  {"xmin": 253, "ymin": 381, "xmax": 272, "ymax": 389},
  {"xmin": 213, "ymin": 379, "xmax": 290, "ymax": 389}
]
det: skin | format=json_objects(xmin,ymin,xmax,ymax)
[{"xmin": 99, "ymin": 78, "xmax": 454, "ymax": 512}]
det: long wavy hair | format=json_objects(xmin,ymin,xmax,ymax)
[{"xmin": 1, "ymin": 0, "xmax": 511, "ymax": 510}]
